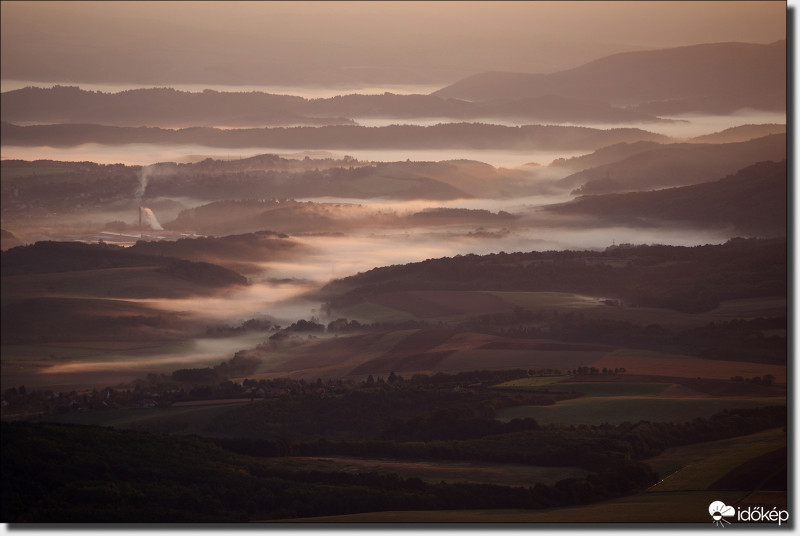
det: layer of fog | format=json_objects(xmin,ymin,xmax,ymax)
[
  {"xmin": 41, "ymin": 332, "xmax": 275, "ymax": 376},
  {"xmin": 355, "ymin": 110, "xmax": 786, "ymax": 139},
  {"xmin": 0, "ymin": 143, "xmax": 593, "ymax": 170}
]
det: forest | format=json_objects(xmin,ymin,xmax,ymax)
[{"xmin": 322, "ymin": 237, "xmax": 787, "ymax": 314}]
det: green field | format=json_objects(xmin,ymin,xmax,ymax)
[
  {"xmin": 495, "ymin": 376, "xmax": 570, "ymax": 388},
  {"xmin": 496, "ymin": 379, "xmax": 672, "ymax": 397},
  {"xmin": 496, "ymin": 397, "xmax": 784, "ymax": 425},
  {"xmin": 646, "ymin": 428, "xmax": 787, "ymax": 491},
  {"xmin": 548, "ymin": 382, "xmax": 672, "ymax": 397}
]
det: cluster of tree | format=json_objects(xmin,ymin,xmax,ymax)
[
  {"xmin": 323, "ymin": 237, "xmax": 786, "ymax": 314},
  {"xmin": 170, "ymin": 353, "xmax": 262, "ymax": 386},
  {"xmin": 730, "ymin": 374, "xmax": 777, "ymax": 385},
  {"xmin": 205, "ymin": 317, "xmax": 277, "ymax": 337}
]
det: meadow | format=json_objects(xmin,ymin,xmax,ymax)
[{"xmin": 496, "ymin": 397, "xmax": 783, "ymax": 426}]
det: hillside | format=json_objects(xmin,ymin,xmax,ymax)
[
  {"xmin": 545, "ymin": 160, "xmax": 787, "ymax": 236},
  {"xmin": 687, "ymin": 124, "xmax": 787, "ymax": 144},
  {"xmin": 321, "ymin": 238, "xmax": 787, "ymax": 315},
  {"xmin": 0, "ymin": 121, "xmax": 670, "ymax": 151},
  {"xmin": 557, "ymin": 134, "xmax": 786, "ymax": 194},
  {"xmin": 433, "ymin": 41, "xmax": 786, "ymax": 113},
  {"xmin": 127, "ymin": 231, "xmax": 307, "ymax": 273}
]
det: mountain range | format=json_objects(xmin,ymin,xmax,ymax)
[{"xmin": 433, "ymin": 41, "xmax": 786, "ymax": 114}]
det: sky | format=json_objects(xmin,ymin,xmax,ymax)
[{"xmin": 0, "ymin": 1, "xmax": 787, "ymax": 88}]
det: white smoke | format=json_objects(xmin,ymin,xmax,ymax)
[
  {"xmin": 140, "ymin": 207, "xmax": 163, "ymax": 231},
  {"xmin": 136, "ymin": 164, "xmax": 153, "ymax": 199}
]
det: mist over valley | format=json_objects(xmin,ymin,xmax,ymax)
[{"xmin": 0, "ymin": 1, "xmax": 788, "ymax": 525}]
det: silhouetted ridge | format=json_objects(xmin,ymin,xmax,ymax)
[{"xmin": 433, "ymin": 41, "xmax": 786, "ymax": 113}]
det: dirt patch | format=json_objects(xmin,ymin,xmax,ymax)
[
  {"xmin": 349, "ymin": 350, "xmax": 456, "ymax": 376},
  {"xmin": 480, "ymin": 341, "xmax": 614, "ymax": 352}
]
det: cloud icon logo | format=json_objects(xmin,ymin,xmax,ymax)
[{"xmin": 709, "ymin": 501, "xmax": 736, "ymax": 526}]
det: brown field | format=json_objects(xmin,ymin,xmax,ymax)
[
  {"xmin": 263, "ymin": 329, "xmax": 617, "ymax": 379},
  {"xmin": 368, "ymin": 290, "xmax": 515, "ymax": 319},
  {"xmin": 434, "ymin": 348, "xmax": 607, "ymax": 374},
  {"xmin": 591, "ymin": 350, "xmax": 787, "ymax": 383}
]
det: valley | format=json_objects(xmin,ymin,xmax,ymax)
[{"xmin": 0, "ymin": 3, "xmax": 788, "ymax": 525}]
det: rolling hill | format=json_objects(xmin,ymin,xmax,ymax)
[
  {"xmin": 556, "ymin": 134, "xmax": 786, "ymax": 194},
  {"xmin": 433, "ymin": 41, "xmax": 786, "ymax": 113}
]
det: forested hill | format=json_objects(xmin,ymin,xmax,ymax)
[
  {"xmin": 322, "ymin": 237, "xmax": 786, "ymax": 314},
  {"xmin": 1, "ymin": 241, "xmax": 247, "ymax": 287},
  {"xmin": 546, "ymin": 160, "xmax": 787, "ymax": 236}
]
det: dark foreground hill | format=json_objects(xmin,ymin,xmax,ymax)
[
  {"xmin": 1, "ymin": 240, "xmax": 247, "ymax": 287},
  {"xmin": 545, "ymin": 160, "xmax": 787, "ymax": 236},
  {"xmin": 433, "ymin": 41, "xmax": 786, "ymax": 114}
]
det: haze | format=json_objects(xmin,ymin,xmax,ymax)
[{"xmin": 1, "ymin": 1, "xmax": 786, "ymax": 87}]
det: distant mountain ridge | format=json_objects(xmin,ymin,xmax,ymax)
[
  {"xmin": 433, "ymin": 41, "xmax": 786, "ymax": 113},
  {"xmin": 1, "ymin": 85, "xmax": 670, "ymax": 127},
  {"xmin": 0, "ymin": 121, "xmax": 670, "ymax": 151}
]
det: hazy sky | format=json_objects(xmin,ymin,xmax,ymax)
[{"xmin": 0, "ymin": 1, "xmax": 787, "ymax": 88}]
